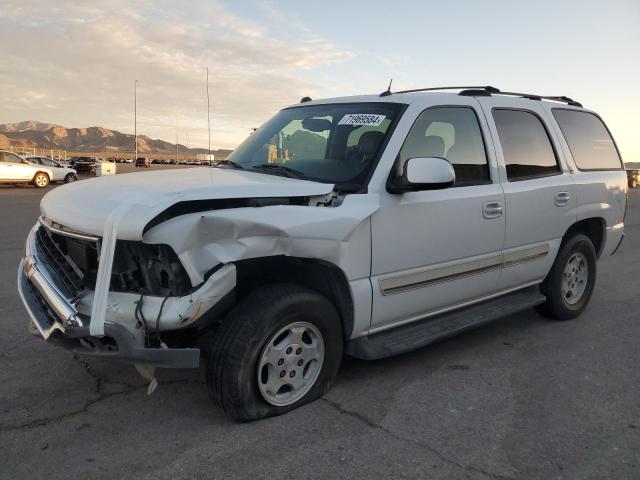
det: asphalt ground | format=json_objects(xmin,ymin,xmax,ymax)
[{"xmin": 1, "ymin": 169, "xmax": 639, "ymax": 479}]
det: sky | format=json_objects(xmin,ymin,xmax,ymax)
[{"xmin": 1, "ymin": 0, "xmax": 639, "ymax": 160}]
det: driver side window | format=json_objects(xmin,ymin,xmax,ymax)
[{"xmin": 399, "ymin": 107, "xmax": 490, "ymax": 186}]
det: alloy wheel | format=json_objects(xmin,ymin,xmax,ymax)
[
  {"xmin": 257, "ymin": 321, "xmax": 325, "ymax": 407},
  {"xmin": 561, "ymin": 252, "xmax": 588, "ymax": 305}
]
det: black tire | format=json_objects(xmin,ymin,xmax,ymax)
[
  {"xmin": 32, "ymin": 172, "xmax": 49, "ymax": 188},
  {"xmin": 537, "ymin": 234, "xmax": 596, "ymax": 320},
  {"xmin": 64, "ymin": 173, "xmax": 77, "ymax": 183},
  {"xmin": 207, "ymin": 283, "xmax": 343, "ymax": 422}
]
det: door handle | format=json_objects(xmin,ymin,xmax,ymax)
[
  {"xmin": 483, "ymin": 201, "xmax": 504, "ymax": 219},
  {"xmin": 555, "ymin": 191, "xmax": 571, "ymax": 207}
]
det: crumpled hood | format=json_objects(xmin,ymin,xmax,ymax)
[{"xmin": 40, "ymin": 167, "xmax": 334, "ymax": 240}]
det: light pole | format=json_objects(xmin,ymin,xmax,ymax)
[
  {"xmin": 134, "ymin": 80, "xmax": 138, "ymax": 161},
  {"xmin": 206, "ymin": 67, "xmax": 211, "ymax": 166}
]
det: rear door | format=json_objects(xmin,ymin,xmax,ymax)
[
  {"xmin": 37, "ymin": 157, "xmax": 63, "ymax": 180},
  {"xmin": 478, "ymin": 97, "xmax": 577, "ymax": 289}
]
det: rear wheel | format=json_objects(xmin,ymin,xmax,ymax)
[
  {"xmin": 537, "ymin": 234, "xmax": 596, "ymax": 320},
  {"xmin": 32, "ymin": 172, "xmax": 49, "ymax": 188},
  {"xmin": 207, "ymin": 284, "xmax": 343, "ymax": 422}
]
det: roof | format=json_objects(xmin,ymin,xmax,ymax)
[{"xmin": 289, "ymin": 86, "xmax": 584, "ymax": 110}]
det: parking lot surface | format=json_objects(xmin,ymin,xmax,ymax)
[{"xmin": 1, "ymin": 173, "xmax": 639, "ymax": 479}]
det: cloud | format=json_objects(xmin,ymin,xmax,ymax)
[{"xmin": 0, "ymin": 0, "xmax": 354, "ymax": 148}]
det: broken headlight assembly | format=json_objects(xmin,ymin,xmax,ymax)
[{"xmin": 107, "ymin": 241, "xmax": 192, "ymax": 297}]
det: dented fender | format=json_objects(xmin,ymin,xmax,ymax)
[{"xmin": 142, "ymin": 194, "xmax": 380, "ymax": 284}]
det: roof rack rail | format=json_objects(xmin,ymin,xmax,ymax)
[
  {"xmin": 379, "ymin": 85, "xmax": 500, "ymax": 97},
  {"xmin": 378, "ymin": 84, "xmax": 583, "ymax": 107},
  {"xmin": 541, "ymin": 95, "xmax": 582, "ymax": 107},
  {"xmin": 457, "ymin": 87, "xmax": 582, "ymax": 107}
]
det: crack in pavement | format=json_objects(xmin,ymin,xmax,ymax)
[
  {"xmin": 321, "ymin": 397, "xmax": 515, "ymax": 480},
  {"xmin": 0, "ymin": 355, "xmax": 204, "ymax": 433}
]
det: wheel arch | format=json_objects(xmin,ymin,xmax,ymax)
[
  {"xmin": 233, "ymin": 256, "xmax": 355, "ymax": 340},
  {"xmin": 562, "ymin": 217, "xmax": 605, "ymax": 258},
  {"xmin": 32, "ymin": 170, "xmax": 50, "ymax": 181}
]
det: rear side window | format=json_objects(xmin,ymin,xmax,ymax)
[
  {"xmin": 493, "ymin": 109, "xmax": 560, "ymax": 181},
  {"xmin": 552, "ymin": 109, "xmax": 622, "ymax": 170}
]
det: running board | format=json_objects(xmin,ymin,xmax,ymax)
[{"xmin": 346, "ymin": 286, "xmax": 546, "ymax": 360}]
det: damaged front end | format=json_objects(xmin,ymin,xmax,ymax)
[{"xmin": 17, "ymin": 219, "xmax": 236, "ymax": 369}]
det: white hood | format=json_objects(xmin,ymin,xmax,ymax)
[{"xmin": 40, "ymin": 167, "xmax": 334, "ymax": 240}]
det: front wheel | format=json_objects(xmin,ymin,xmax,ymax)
[
  {"xmin": 32, "ymin": 172, "xmax": 49, "ymax": 188},
  {"xmin": 64, "ymin": 173, "xmax": 77, "ymax": 183},
  {"xmin": 207, "ymin": 284, "xmax": 343, "ymax": 422},
  {"xmin": 537, "ymin": 234, "xmax": 596, "ymax": 320}
]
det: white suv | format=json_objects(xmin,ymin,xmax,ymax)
[
  {"xmin": 0, "ymin": 150, "xmax": 54, "ymax": 187},
  {"xmin": 18, "ymin": 86, "xmax": 627, "ymax": 421}
]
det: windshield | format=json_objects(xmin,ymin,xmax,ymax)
[{"xmin": 226, "ymin": 102, "xmax": 404, "ymax": 188}]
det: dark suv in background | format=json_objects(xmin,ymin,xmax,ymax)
[
  {"xmin": 135, "ymin": 157, "xmax": 150, "ymax": 168},
  {"xmin": 69, "ymin": 156, "xmax": 96, "ymax": 173}
]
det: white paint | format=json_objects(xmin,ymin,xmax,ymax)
[
  {"xmin": 89, "ymin": 204, "xmax": 130, "ymax": 336},
  {"xmin": 40, "ymin": 167, "xmax": 335, "ymax": 240}
]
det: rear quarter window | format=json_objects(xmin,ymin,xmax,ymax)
[{"xmin": 552, "ymin": 109, "xmax": 623, "ymax": 170}]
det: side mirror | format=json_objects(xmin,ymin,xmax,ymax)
[{"xmin": 389, "ymin": 157, "xmax": 455, "ymax": 193}]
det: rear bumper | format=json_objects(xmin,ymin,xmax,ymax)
[
  {"xmin": 603, "ymin": 222, "xmax": 625, "ymax": 257},
  {"xmin": 17, "ymin": 226, "xmax": 205, "ymax": 368}
]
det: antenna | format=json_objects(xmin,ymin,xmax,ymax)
[{"xmin": 380, "ymin": 78, "xmax": 393, "ymax": 97}]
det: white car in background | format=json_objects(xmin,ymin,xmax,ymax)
[
  {"xmin": 0, "ymin": 150, "xmax": 54, "ymax": 188},
  {"xmin": 26, "ymin": 156, "xmax": 77, "ymax": 183}
]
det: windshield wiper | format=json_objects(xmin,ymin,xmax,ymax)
[
  {"xmin": 212, "ymin": 160, "xmax": 244, "ymax": 170},
  {"xmin": 251, "ymin": 163, "xmax": 304, "ymax": 179}
]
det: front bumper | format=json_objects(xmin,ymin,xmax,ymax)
[{"xmin": 16, "ymin": 224, "xmax": 234, "ymax": 368}]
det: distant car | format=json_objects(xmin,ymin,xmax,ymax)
[
  {"xmin": 26, "ymin": 156, "xmax": 77, "ymax": 183},
  {"xmin": 135, "ymin": 157, "xmax": 151, "ymax": 168},
  {"xmin": 0, "ymin": 150, "xmax": 54, "ymax": 187},
  {"xmin": 627, "ymin": 170, "xmax": 640, "ymax": 188},
  {"xmin": 69, "ymin": 156, "xmax": 96, "ymax": 173}
]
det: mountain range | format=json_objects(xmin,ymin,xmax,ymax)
[{"xmin": 0, "ymin": 121, "xmax": 232, "ymax": 157}]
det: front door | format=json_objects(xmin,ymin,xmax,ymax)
[
  {"xmin": 1, "ymin": 152, "xmax": 34, "ymax": 180},
  {"xmin": 370, "ymin": 102, "xmax": 505, "ymax": 331}
]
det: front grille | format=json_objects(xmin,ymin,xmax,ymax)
[
  {"xmin": 34, "ymin": 226, "xmax": 89, "ymax": 299},
  {"xmin": 26, "ymin": 278, "xmax": 59, "ymax": 328}
]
